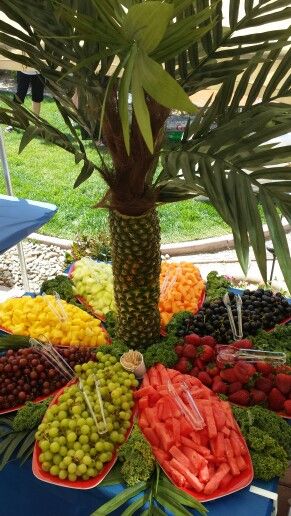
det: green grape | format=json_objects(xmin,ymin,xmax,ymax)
[
  {"xmin": 79, "ymin": 435, "xmax": 89, "ymax": 445},
  {"xmin": 57, "ymin": 436, "xmax": 66, "ymax": 445},
  {"xmin": 48, "ymin": 427, "xmax": 59, "ymax": 439},
  {"xmin": 68, "ymin": 463, "xmax": 77, "ymax": 474},
  {"xmin": 82, "ymin": 444, "xmax": 90, "ymax": 453},
  {"xmin": 80, "ymin": 425, "xmax": 90, "ymax": 435},
  {"xmin": 110, "ymin": 431, "xmax": 120, "ymax": 443},
  {"xmin": 42, "ymin": 461, "xmax": 51, "ymax": 472},
  {"xmin": 63, "ymin": 456, "xmax": 72, "ymax": 467},
  {"xmin": 75, "ymin": 364, "xmax": 82, "ymax": 374},
  {"xmin": 82, "ymin": 455, "xmax": 92, "ymax": 466},
  {"xmin": 73, "ymin": 442, "xmax": 82, "ymax": 451},
  {"xmin": 53, "ymin": 454, "xmax": 62, "ymax": 466},
  {"xmin": 67, "ymin": 449, "xmax": 75, "ymax": 458},
  {"xmin": 50, "ymin": 441, "xmax": 60, "ymax": 452},
  {"xmin": 59, "ymin": 470, "xmax": 67, "ymax": 480},
  {"xmin": 87, "ymin": 467, "xmax": 97, "ymax": 477},
  {"xmin": 67, "ymin": 431, "xmax": 77, "ymax": 443},
  {"xmin": 74, "ymin": 449, "xmax": 84, "ymax": 461},
  {"xmin": 95, "ymin": 442, "xmax": 105, "ymax": 452},
  {"xmin": 68, "ymin": 420, "xmax": 77, "ymax": 431},
  {"xmin": 95, "ymin": 460, "xmax": 103, "ymax": 471},
  {"xmin": 103, "ymin": 442, "xmax": 114, "ymax": 452},
  {"xmin": 58, "ymin": 410, "xmax": 68, "ymax": 420},
  {"xmin": 68, "ymin": 474, "xmax": 77, "ymax": 482},
  {"xmin": 60, "ymin": 418, "xmax": 70, "ymax": 429},
  {"xmin": 39, "ymin": 453, "xmax": 46, "ymax": 463},
  {"xmin": 82, "ymin": 474, "xmax": 89, "ymax": 480},
  {"xmin": 71, "ymin": 405, "xmax": 82, "ymax": 416},
  {"xmin": 39, "ymin": 440, "xmax": 50, "ymax": 452},
  {"xmin": 76, "ymin": 417, "xmax": 86, "ymax": 427},
  {"xmin": 50, "ymin": 465, "xmax": 59, "ymax": 476},
  {"xmin": 90, "ymin": 432, "xmax": 99, "ymax": 443},
  {"xmin": 44, "ymin": 451, "xmax": 53, "ymax": 461},
  {"xmin": 81, "ymin": 411, "xmax": 89, "ymax": 419},
  {"xmin": 86, "ymin": 417, "xmax": 94, "ymax": 427},
  {"xmin": 77, "ymin": 463, "xmax": 87, "ymax": 475}
]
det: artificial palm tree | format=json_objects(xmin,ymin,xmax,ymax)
[{"xmin": 0, "ymin": 0, "xmax": 291, "ymax": 349}]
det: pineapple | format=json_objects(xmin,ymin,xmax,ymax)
[{"xmin": 109, "ymin": 208, "xmax": 161, "ymax": 348}]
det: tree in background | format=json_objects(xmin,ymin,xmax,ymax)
[{"xmin": 0, "ymin": 0, "xmax": 291, "ymax": 348}]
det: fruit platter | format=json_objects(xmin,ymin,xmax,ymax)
[{"xmin": 0, "ymin": 267, "xmax": 291, "ymax": 516}]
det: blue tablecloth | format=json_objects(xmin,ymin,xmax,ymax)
[
  {"xmin": 0, "ymin": 194, "xmax": 57, "ymax": 254},
  {"xmin": 0, "ymin": 459, "xmax": 277, "ymax": 516}
]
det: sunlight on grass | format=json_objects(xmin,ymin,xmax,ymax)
[{"xmin": 0, "ymin": 97, "xmax": 230, "ymax": 242}]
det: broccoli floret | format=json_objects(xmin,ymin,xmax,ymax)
[
  {"xmin": 118, "ymin": 425, "xmax": 155, "ymax": 486},
  {"xmin": 251, "ymin": 452, "xmax": 288, "ymax": 481},
  {"xmin": 166, "ymin": 311, "xmax": 193, "ymax": 335},
  {"xmin": 98, "ymin": 339, "xmax": 129, "ymax": 358},
  {"xmin": 205, "ymin": 271, "xmax": 231, "ymax": 302},
  {"xmin": 12, "ymin": 399, "xmax": 51, "ymax": 432},
  {"xmin": 143, "ymin": 336, "xmax": 179, "ymax": 368}
]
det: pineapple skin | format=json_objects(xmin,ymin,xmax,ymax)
[{"xmin": 109, "ymin": 208, "xmax": 161, "ymax": 348}]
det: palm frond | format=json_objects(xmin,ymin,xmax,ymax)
[{"xmin": 158, "ymin": 102, "xmax": 291, "ymax": 290}]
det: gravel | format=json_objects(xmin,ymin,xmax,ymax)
[{"xmin": 0, "ymin": 240, "xmax": 67, "ymax": 292}]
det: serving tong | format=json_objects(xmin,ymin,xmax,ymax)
[
  {"xmin": 216, "ymin": 344, "xmax": 286, "ymax": 366},
  {"xmin": 167, "ymin": 379, "xmax": 205, "ymax": 430},
  {"xmin": 30, "ymin": 338, "xmax": 107, "ymax": 434},
  {"xmin": 223, "ymin": 292, "xmax": 243, "ymax": 340},
  {"xmin": 42, "ymin": 291, "xmax": 68, "ymax": 322}
]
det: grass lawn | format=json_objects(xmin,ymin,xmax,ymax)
[{"xmin": 0, "ymin": 96, "xmax": 230, "ymax": 243}]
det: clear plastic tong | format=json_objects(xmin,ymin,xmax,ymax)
[
  {"xmin": 216, "ymin": 344, "xmax": 286, "ymax": 366},
  {"xmin": 223, "ymin": 292, "xmax": 243, "ymax": 340},
  {"xmin": 167, "ymin": 380, "xmax": 205, "ymax": 430}
]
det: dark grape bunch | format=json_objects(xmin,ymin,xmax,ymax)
[
  {"xmin": 0, "ymin": 346, "xmax": 95, "ymax": 411},
  {"xmin": 173, "ymin": 289, "xmax": 291, "ymax": 343}
]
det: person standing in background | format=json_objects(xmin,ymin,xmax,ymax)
[{"xmin": 14, "ymin": 69, "xmax": 45, "ymax": 116}]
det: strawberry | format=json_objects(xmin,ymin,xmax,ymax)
[
  {"xmin": 212, "ymin": 377, "xmax": 228, "ymax": 394},
  {"xmin": 182, "ymin": 344, "xmax": 196, "ymax": 359},
  {"xmin": 220, "ymin": 367, "xmax": 238, "ymax": 383},
  {"xmin": 199, "ymin": 336, "xmax": 217, "ymax": 348},
  {"xmin": 255, "ymin": 376, "xmax": 273, "ymax": 393},
  {"xmin": 198, "ymin": 371, "xmax": 212, "ymax": 387},
  {"xmin": 284, "ymin": 400, "xmax": 291, "ymax": 416},
  {"xmin": 228, "ymin": 389, "xmax": 250, "ymax": 406},
  {"xmin": 275, "ymin": 373, "xmax": 291, "ymax": 395},
  {"xmin": 268, "ymin": 387, "xmax": 286, "ymax": 411},
  {"xmin": 175, "ymin": 358, "xmax": 192, "ymax": 374},
  {"xmin": 255, "ymin": 362, "xmax": 273, "ymax": 376},
  {"xmin": 184, "ymin": 334, "xmax": 201, "ymax": 347},
  {"xmin": 228, "ymin": 381, "xmax": 243, "ymax": 394},
  {"xmin": 206, "ymin": 362, "xmax": 219, "ymax": 377},
  {"xmin": 232, "ymin": 339, "xmax": 253, "ymax": 349},
  {"xmin": 234, "ymin": 361, "xmax": 256, "ymax": 383},
  {"xmin": 194, "ymin": 358, "xmax": 204, "ymax": 370},
  {"xmin": 197, "ymin": 345, "xmax": 214, "ymax": 362},
  {"xmin": 250, "ymin": 389, "xmax": 266, "ymax": 404},
  {"xmin": 190, "ymin": 366, "xmax": 199, "ymax": 377},
  {"xmin": 175, "ymin": 345, "xmax": 184, "ymax": 357}
]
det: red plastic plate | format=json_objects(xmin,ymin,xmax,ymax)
[
  {"xmin": 0, "ymin": 386, "xmax": 66, "ymax": 415},
  {"xmin": 159, "ymin": 421, "xmax": 253, "ymax": 502},
  {"xmin": 32, "ymin": 381, "xmax": 136, "ymax": 489}
]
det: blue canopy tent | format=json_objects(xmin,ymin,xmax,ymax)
[{"xmin": 0, "ymin": 127, "xmax": 57, "ymax": 290}]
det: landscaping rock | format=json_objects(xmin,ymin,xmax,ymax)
[{"xmin": 0, "ymin": 241, "xmax": 66, "ymax": 292}]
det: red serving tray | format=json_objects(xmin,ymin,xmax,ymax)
[
  {"xmin": 0, "ymin": 385, "xmax": 66, "ymax": 415},
  {"xmin": 32, "ymin": 380, "xmax": 136, "ymax": 489},
  {"xmin": 159, "ymin": 423, "xmax": 253, "ymax": 503}
]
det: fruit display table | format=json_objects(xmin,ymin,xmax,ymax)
[{"xmin": 0, "ymin": 458, "xmax": 277, "ymax": 516}]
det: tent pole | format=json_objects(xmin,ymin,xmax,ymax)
[{"xmin": 0, "ymin": 128, "xmax": 30, "ymax": 291}]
